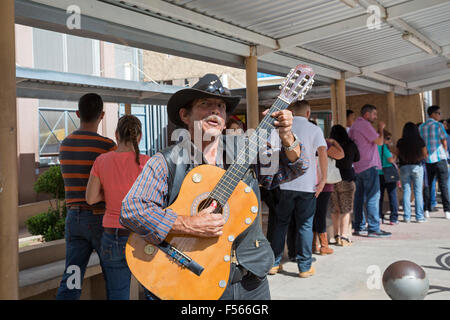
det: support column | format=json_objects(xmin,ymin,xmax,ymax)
[
  {"xmin": 330, "ymin": 83, "xmax": 338, "ymax": 125},
  {"xmin": 0, "ymin": 0, "xmax": 19, "ymax": 299},
  {"xmin": 245, "ymin": 48, "xmax": 259, "ymax": 130},
  {"xmin": 387, "ymin": 90, "xmax": 396, "ymax": 139},
  {"xmin": 336, "ymin": 78, "xmax": 347, "ymax": 126},
  {"xmin": 125, "ymin": 103, "xmax": 132, "ymax": 115}
]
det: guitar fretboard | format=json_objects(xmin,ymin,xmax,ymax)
[{"xmin": 208, "ymin": 97, "xmax": 290, "ymax": 208}]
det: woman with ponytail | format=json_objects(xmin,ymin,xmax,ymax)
[{"xmin": 86, "ymin": 115, "xmax": 149, "ymax": 299}]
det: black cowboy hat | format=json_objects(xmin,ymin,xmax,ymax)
[{"xmin": 167, "ymin": 74, "xmax": 241, "ymax": 127}]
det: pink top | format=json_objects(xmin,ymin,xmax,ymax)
[
  {"xmin": 349, "ymin": 117, "xmax": 381, "ymax": 174},
  {"xmin": 91, "ymin": 151, "xmax": 150, "ymax": 228}
]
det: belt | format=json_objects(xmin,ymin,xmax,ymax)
[
  {"xmin": 67, "ymin": 205, "xmax": 105, "ymax": 214},
  {"xmin": 104, "ymin": 227, "xmax": 131, "ymax": 237}
]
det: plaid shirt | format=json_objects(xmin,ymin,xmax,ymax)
[
  {"xmin": 120, "ymin": 138, "xmax": 308, "ymax": 245},
  {"xmin": 419, "ymin": 119, "xmax": 448, "ymax": 163}
]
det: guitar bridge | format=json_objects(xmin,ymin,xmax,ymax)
[{"xmin": 158, "ymin": 241, "xmax": 204, "ymax": 276}]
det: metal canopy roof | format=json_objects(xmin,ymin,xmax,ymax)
[
  {"xmin": 15, "ymin": 0, "xmax": 450, "ymax": 97},
  {"xmin": 16, "ymin": 66, "xmax": 181, "ymax": 104}
]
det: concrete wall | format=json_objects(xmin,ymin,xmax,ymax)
[
  {"xmin": 434, "ymin": 87, "xmax": 450, "ymax": 120},
  {"xmin": 142, "ymin": 51, "xmax": 246, "ymax": 88}
]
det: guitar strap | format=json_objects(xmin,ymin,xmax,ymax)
[{"xmin": 160, "ymin": 145, "xmax": 191, "ymax": 207}]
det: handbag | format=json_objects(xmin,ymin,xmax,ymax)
[
  {"xmin": 326, "ymin": 157, "xmax": 342, "ymax": 184},
  {"xmin": 381, "ymin": 144, "xmax": 400, "ymax": 183}
]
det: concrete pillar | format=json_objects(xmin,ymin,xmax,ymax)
[
  {"xmin": 387, "ymin": 90, "xmax": 396, "ymax": 139},
  {"xmin": 245, "ymin": 48, "xmax": 259, "ymax": 129},
  {"xmin": 0, "ymin": 0, "xmax": 19, "ymax": 299},
  {"xmin": 336, "ymin": 78, "xmax": 346, "ymax": 126}
]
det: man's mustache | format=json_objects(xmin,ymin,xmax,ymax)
[{"xmin": 202, "ymin": 115, "xmax": 223, "ymax": 125}]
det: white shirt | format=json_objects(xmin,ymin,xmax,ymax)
[{"xmin": 279, "ymin": 116, "xmax": 327, "ymax": 192}]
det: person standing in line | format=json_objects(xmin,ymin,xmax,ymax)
[
  {"xmin": 312, "ymin": 137, "xmax": 344, "ymax": 255},
  {"xmin": 270, "ymin": 100, "xmax": 328, "ymax": 278},
  {"xmin": 394, "ymin": 122, "xmax": 427, "ymax": 223},
  {"xmin": 86, "ymin": 115, "xmax": 150, "ymax": 299},
  {"xmin": 349, "ymin": 104, "xmax": 392, "ymax": 238},
  {"xmin": 329, "ymin": 124, "xmax": 360, "ymax": 246},
  {"xmin": 56, "ymin": 93, "xmax": 117, "ymax": 299},
  {"xmin": 377, "ymin": 130, "xmax": 399, "ymax": 225},
  {"xmin": 419, "ymin": 105, "xmax": 450, "ymax": 220},
  {"xmin": 346, "ymin": 109, "xmax": 356, "ymax": 133}
]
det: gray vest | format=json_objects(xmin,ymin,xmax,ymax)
[{"xmin": 160, "ymin": 137, "xmax": 274, "ymax": 278}]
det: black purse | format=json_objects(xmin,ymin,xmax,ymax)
[{"xmin": 381, "ymin": 145, "xmax": 400, "ymax": 183}]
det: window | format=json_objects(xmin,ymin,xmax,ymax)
[
  {"xmin": 119, "ymin": 104, "xmax": 168, "ymax": 156},
  {"xmin": 32, "ymin": 28, "xmax": 100, "ymax": 76},
  {"xmin": 310, "ymin": 111, "xmax": 332, "ymax": 137},
  {"xmin": 38, "ymin": 108, "xmax": 80, "ymax": 165}
]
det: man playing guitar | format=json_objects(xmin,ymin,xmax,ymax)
[{"xmin": 120, "ymin": 73, "xmax": 309, "ymax": 300}]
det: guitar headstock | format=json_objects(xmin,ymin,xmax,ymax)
[{"xmin": 278, "ymin": 64, "xmax": 315, "ymax": 104}]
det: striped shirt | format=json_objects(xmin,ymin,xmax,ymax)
[
  {"xmin": 419, "ymin": 119, "xmax": 448, "ymax": 163},
  {"xmin": 59, "ymin": 130, "xmax": 116, "ymax": 209},
  {"xmin": 120, "ymin": 140, "xmax": 308, "ymax": 245}
]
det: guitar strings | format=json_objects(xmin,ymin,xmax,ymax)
[
  {"xmin": 197, "ymin": 98, "xmax": 288, "ymax": 214},
  {"xmin": 196, "ymin": 76, "xmax": 314, "ymax": 214}
]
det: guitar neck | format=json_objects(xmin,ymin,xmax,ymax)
[{"xmin": 210, "ymin": 97, "xmax": 291, "ymax": 207}]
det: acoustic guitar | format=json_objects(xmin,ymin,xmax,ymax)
[{"xmin": 125, "ymin": 64, "xmax": 315, "ymax": 300}]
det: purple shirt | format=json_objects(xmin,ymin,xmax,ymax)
[{"xmin": 349, "ymin": 117, "xmax": 381, "ymax": 174}]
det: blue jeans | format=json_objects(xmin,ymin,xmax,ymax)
[
  {"xmin": 431, "ymin": 177, "xmax": 437, "ymax": 208},
  {"xmin": 56, "ymin": 208, "xmax": 105, "ymax": 300},
  {"xmin": 379, "ymin": 175, "xmax": 399, "ymax": 222},
  {"xmin": 100, "ymin": 231, "xmax": 132, "ymax": 300},
  {"xmin": 271, "ymin": 190, "xmax": 316, "ymax": 273},
  {"xmin": 400, "ymin": 165, "xmax": 424, "ymax": 221},
  {"xmin": 354, "ymin": 167, "xmax": 381, "ymax": 233}
]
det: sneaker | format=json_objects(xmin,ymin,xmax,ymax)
[
  {"xmin": 268, "ymin": 264, "xmax": 282, "ymax": 275},
  {"xmin": 299, "ymin": 266, "xmax": 315, "ymax": 278},
  {"xmin": 353, "ymin": 230, "xmax": 368, "ymax": 236},
  {"xmin": 367, "ymin": 230, "xmax": 392, "ymax": 238},
  {"xmin": 431, "ymin": 206, "xmax": 438, "ymax": 212},
  {"xmin": 416, "ymin": 219, "xmax": 428, "ymax": 223},
  {"xmin": 389, "ymin": 221, "xmax": 399, "ymax": 225},
  {"xmin": 424, "ymin": 211, "xmax": 430, "ymax": 218},
  {"xmin": 403, "ymin": 218, "xmax": 411, "ymax": 223},
  {"xmin": 445, "ymin": 212, "xmax": 450, "ymax": 220}
]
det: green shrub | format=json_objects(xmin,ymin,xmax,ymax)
[
  {"xmin": 33, "ymin": 165, "xmax": 65, "ymax": 201},
  {"xmin": 25, "ymin": 208, "xmax": 66, "ymax": 242},
  {"xmin": 26, "ymin": 165, "xmax": 66, "ymax": 242}
]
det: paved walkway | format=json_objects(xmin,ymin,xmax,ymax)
[{"xmin": 267, "ymin": 206, "xmax": 450, "ymax": 300}]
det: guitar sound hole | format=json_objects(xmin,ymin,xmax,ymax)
[
  {"xmin": 191, "ymin": 193, "xmax": 230, "ymax": 222},
  {"xmin": 197, "ymin": 198, "xmax": 223, "ymax": 214}
]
